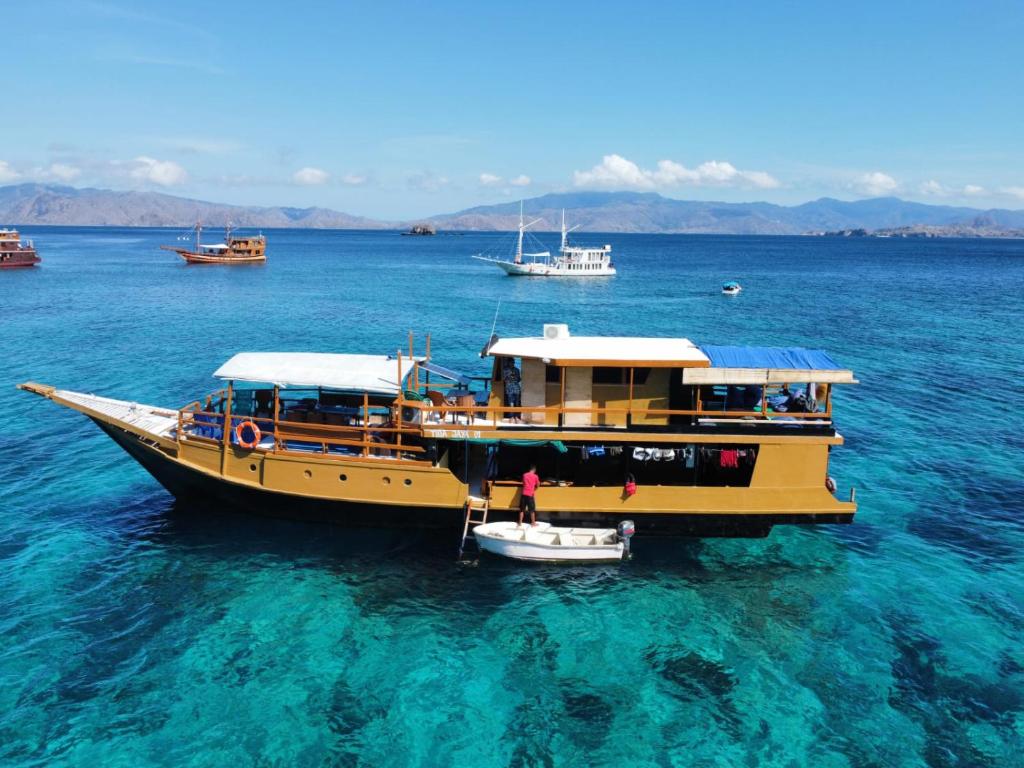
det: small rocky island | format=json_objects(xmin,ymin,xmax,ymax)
[
  {"xmin": 812, "ymin": 217, "xmax": 1024, "ymax": 239},
  {"xmin": 401, "ymin": 223, "xmax": 436, "ymax": 236}
]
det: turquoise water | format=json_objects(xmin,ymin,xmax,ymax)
[{"xmin": 1, "ymin": 227, "xmax": 1023, "ymax": 766}]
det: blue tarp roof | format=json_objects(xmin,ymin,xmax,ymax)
[{"xmin": 699, "ymin": 345, "xmax": 843, "ymax": 370}]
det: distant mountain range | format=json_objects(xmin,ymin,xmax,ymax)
[
  {"xmin": 0, "ymin": 184, "xmax": 388, "ymax": 229},
  {"xmin": 3, "ymin": 183, "xmax": 1024, "ymax": 236}
]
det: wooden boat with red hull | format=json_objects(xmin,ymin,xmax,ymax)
[
  {"xmin": 161, "ymin": 223, "xmax": 266, "ymax": 264},
  {"xmin": 0, "ymin": 228, "xmax": 41, "ymax": 268}
]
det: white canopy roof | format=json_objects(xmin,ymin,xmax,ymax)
[
  {"xmin": 488, "ymin": 336, "xmax": 710, "ymax": 367},
  {"xmin": 214, "ymin": 352, "xmax": 417, "ymax": 394}
]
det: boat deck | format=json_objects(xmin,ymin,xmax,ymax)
[{"xmin": 55, "ymin": 390, "xmax": 179, "ymax": 437}]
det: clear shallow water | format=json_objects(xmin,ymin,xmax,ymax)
[{"xmin": 1, "ymin": 227, "xmax": 1023, "ymax": 766}]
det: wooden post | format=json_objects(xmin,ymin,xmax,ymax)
[
  {"xmin": 220, "ymin": 381, "xmax": 233, "ymax": 476},
  {"xmin": 395, "ymin": 351, "xmax": 403, "ymax": 452},
  {"xmin": 761, "ymin": 384, "xmax": 768, "ymax": 418},
  {"xmin": 272, "ymin": 385, "xmax": 280, "ymax": 453},
  {"xmin": 363, "ymin": 391, "xmax": 370, "ymax": 457},
  {"xmin": 559, "ymin": 366, "xmax": 566, "ymax": 428},
  {"xmin": 627, "ymin": 367, "xmax": 635, "ymax": 427},
  {"xmin": 408, "ymin": 330, "xmax": 414, "ymax": 360},
  {"xmin": 425, "ymin": 333, "xmax": 431, "ymax": 361}
]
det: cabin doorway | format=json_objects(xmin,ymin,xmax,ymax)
[{"xmin": 668, "ymin": 368, "xmax": 693, "ymax": 426}]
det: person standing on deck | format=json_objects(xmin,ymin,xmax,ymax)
[
  {"xmin": 503, "ymin": 359, "xmax": 522, "ymax": 423},
  {"xmin": 519, "ymin": 463, "xmax": 540, "ymax": 527}
]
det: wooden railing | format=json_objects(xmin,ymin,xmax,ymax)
[
  {"xmin": 173, "ymin": 359, "xmax": 834, "ymax": 470},
  {"xmin": 399, "ymin": 393, "xmax": 833, "ymax": 431}
]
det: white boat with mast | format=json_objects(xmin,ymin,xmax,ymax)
[{"xmin": 472, "ymin": 203, "xmax": 616, "ymax": 277}]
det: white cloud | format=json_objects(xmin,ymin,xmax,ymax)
[
  {"xmin": 509, "ymin": 174, "xmax": 531, "ymax": 187},
  {"xmin": 0, "ymin": 160, "xmax": 21, "ymax": 183},
  {"xmin": 292, "ymin": 167, "xmax": 329, "ymax": 185},
  {"xmin": 479, "ymin": 173, "xmax": 502, "ymax": 186},
  {"xmin": 159, "ymin": 137, "xmax": 241, "ymax": 155},
  {"xmin": 341, "ymin": 173, "xmax": 367, "ymax": 186},
  {"xmin": 852, "ymin": 171, "xmax": 899, "ymax": 197},
  {"xmin": 573, "ymin": 154, "xmax": 779, "ymax": 190},
  {"xmin": 127, "ymin": 156, "xmax": 187, "ymax": 186},
  {"xmin": 920, "ymin": 180, "xmax": 990, "ymax": 199},
  {"xmin": 40, "ymin": 163, "xmax": 82, "ymax": 182},
  {"xmin": 408, "ymin": 171, "xmax": 449, "ymax": 192},
  {"xmin": 1002, "ymin": 186, "xmax": 1024, "ymax": 201}
]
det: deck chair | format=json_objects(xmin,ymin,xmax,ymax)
[{"xmin": 425, "ymin": 390, "xmax": 450, "ymax": 423}]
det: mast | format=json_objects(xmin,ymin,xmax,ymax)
[
  {"xmin": 560, "ymin": 209, "xmax": 567, "ymax": 252},
  {"xmin": 195, "ymin": 221, "xmax": 201, "ymax": 252},
  {"xmin": 515, "ymin": 201, "xmax": 524, "ymax": 264}
]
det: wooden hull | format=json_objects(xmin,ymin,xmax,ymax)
[
  {"xmin": 18, "ymin": 384, "xmax": 856, "ymax": 537},
  {"xmin": 175, "ymin": 250, "xmax": 266, "ymax": 265},
  {"xmin": 0, "ymin": 253, "xmax": 40, "ymax": 268}
]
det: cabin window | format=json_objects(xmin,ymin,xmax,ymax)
[
  {"xmin": 593, "ymin": 367, "xmax": 626, "ymax": 385},
  {"xmin": 632, "ymin": 367, "xmax": 651, "ymax": 386},
  {"xmin": 545, "ymin": 365, "xmax": 561, "ymax": 383}
]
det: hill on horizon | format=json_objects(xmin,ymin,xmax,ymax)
[{"xmin": 3, "ymin": 183, "xmax": 1024, "ymax": 235}]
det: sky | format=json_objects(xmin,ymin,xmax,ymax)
[{"xmin": 4, "ymin": 0, "xmax": 1024, "ymax": 218}]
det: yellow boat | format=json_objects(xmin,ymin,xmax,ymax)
[
  {"xmin": 161, "ymin": 223, "xmax": 266, "ymax": 264},
  {"xmin": 18, "ymin": 324, "xmax": 858, "ymax": 537}
]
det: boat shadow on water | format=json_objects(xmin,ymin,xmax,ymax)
[{"xmin": 94, "ymin": 488, "xmax": 713, "ymax": 572}]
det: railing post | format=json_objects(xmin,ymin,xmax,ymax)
[
  {"xmin": 363, "ymin": 391, "xmax": 370, "ymax": 457},
  {"xmin": 559, "ymin": 366, "xmax": 566, "ymax": 428},
  {"xmin": 272, "ymin": 384, "xmax": 280, "ymax": 452},
  {"xmin": 396, "ymin": 350, "xmax": 403, "ymax": 453},
  {"xmin": 627, "ymin": 367, "xmax": 634, "ymax": 427},
  {"xmin": 220, "ymin": 381, "xmax": 233, "ymax": 476}
]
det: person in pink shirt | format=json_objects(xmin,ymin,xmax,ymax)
[{"xmin": 519, "ymin": 463, "xmax": 540, "ymax": 526}]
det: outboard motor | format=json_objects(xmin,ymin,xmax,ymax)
[{"xmin": 617, "ymin": 520, "xmax": 636, "ymax": 558}]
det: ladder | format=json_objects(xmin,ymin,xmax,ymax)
[{"xmin": 458, "ymin": 495, "xmax": 489, "ymax": 559}]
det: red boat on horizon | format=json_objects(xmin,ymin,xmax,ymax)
[{"xmin": 0, "ymin": 228, "xmax": 41, "ymax": 268}]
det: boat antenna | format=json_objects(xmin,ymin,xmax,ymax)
[
  {"xmin": 489, "ymin": 298, "xmax": 502, "ymax": 340},
  {"xmin": 481, "ymin": 298, "xmax": 502, "ymax": 357}
]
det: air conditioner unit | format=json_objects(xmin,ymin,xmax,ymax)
[{"xmin": 543, "ymin": 323, "xmax": 570, "ymax": 340}]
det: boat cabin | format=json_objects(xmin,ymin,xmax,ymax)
[{"xmin": 481, "ymin": 324, "xmax": 854, "ymax": 432}]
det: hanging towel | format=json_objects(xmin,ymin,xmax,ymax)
[{"xmin": 720, "ymin": 449, "xmax": 739, "ymax": 469}]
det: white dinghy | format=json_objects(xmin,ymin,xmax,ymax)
[{"xmin": 473, "ymin": 520, "xmax": 635, "ymax": 562}]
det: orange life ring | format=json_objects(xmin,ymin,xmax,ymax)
[{"xmin": 235, "ymin": 420, "xmax": 261, "ymax": 449}]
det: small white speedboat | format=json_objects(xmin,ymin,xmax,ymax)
[
  {"xmin": 722, "ymin": 281, "xmax": 742, "ymax": 295},
  {"xmin": 473, "ymin": 520, "xmax": 634, "ymax": 562}
]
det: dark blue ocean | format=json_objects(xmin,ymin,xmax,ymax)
[{"xmin": 1, "ymin": 227, "xmax": 1022, "ymax": 766}]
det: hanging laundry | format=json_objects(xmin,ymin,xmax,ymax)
[{"xmin": 720, "ymin": 449, "xmax": 739, "ymax": 469}]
